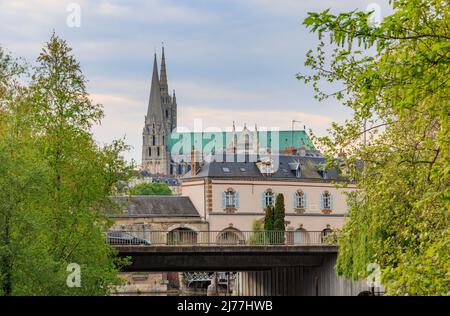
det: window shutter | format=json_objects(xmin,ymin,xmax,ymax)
[
  {"xmin": 330, "ymin": 194, "xmax": 334, "ymax": 210},
  {"xmin": 320, "ymin": 193, "xmax": 324, "ymax": 210},
  {"xmin": 235, "ymin": 192, "xmax": 239, "ymax": 208},
  {"xmin": 304, "ymin": 192, "xmax": 308, "ymax": 209},
  {"xmin": 221, "ymin": 192, "xmax": 226, "ymax": 209},
  {"xmin": 292, "ymin": 192, "xmax": 297, "ymax": 209},
  {"xmin": 261, "ymin": 193, "xmax": 266, "ymax": 208}
]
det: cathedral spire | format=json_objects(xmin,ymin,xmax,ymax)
[
  {"xmin": 147, "ymin": 53, "xmax": 164, "ymax": 123},
  {"xmin": 160, "ymin": 44, "xmax": 168, "ymax": 96}
]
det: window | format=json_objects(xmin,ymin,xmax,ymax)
[
  {"xmin": 240, "ymin": 167, "xmax": 246, "ymax": 172},
  {"xmin": 152, "ymin": 135, "xmax": 156, "ymax": 146},
  {"xmin": 148, "ymin": 147, "xmax": 152, "ymax": 157},
  {"xmin": 293, "ymin": 190, "xmax": 307, "ymax": 210},
  {"xmin": 166, "ymin": 109, "xmax": 169, "ymax": 118},
  {"xmin": 157, "ymin": 147, "xmax": 160, "ymax": 156},
  {"xmin": 225, "ymin": 191, "xmax": 236, "ymax": 208},
  {"xmin": 222, "ymin": 167, "xmax": 231, "ymax": 173},
  {"xmin": 221, "ymin": 189, "xmax": 239, "ymax": 209},
  {"xmin": 321, "ymin": 225, "xmax": 333, "ymax": 243},
  {"xmin": 321, "ymin": 191, "xmax": 333, "ymax": 210},
  {"xmin": 262, "ymin": 190, "xmax": 274, "ymax": 208}
]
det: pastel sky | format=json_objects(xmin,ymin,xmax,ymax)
[{"xmin": 0, "ymin": 0, "xmax": 391, "ymax": 163}]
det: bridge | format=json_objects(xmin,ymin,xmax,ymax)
[
  {"xmin": 110, "ymin": 230, "xmax": 337, "ymax": 271},
  {"xmin": 110, "ymin": 230, "xmax": 371, "ymax": 295}
]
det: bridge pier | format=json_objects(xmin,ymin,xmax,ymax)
[{"xmin": 235, "ymin": 254, "xmax": 370, "ymax": 296}]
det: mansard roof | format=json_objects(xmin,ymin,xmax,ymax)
[{"xmin": 182, "ymin": 154, "xmax": 344, "ymax": 182}]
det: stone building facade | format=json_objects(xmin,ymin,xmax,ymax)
[
  {"xmin": 181, "ymin": 153, "xmax": 356, "ymax": 239},
  {"xmin": 109, "ymin": 195, "xmax": 208, "ymax": 295}
]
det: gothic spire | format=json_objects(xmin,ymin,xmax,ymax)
[
  {"xmin": 160, "ymin": 44, "xmax": 168, "ymax": 96},
  {"xmin": 147, "ymin": 53, "xmax": 164, "ymax": 123}
]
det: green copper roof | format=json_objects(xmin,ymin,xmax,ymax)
[{"xmin": 167, "ymin": 130, "xmax": 314, "ymax": 153}]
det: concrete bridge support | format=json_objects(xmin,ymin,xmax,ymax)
[{"xmin": 234, "ymin": 254, "xmax": 369, "ymax": 296}]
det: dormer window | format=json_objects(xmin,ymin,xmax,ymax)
[{"xmin": 256, "ymin": 158, "xmax": 276, "ymax": 175}]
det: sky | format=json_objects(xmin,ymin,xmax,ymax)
[{"xmin": 0, "ymin": 0, "xmax": 392, "ymax": 163}]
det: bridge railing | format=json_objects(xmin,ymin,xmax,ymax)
[{"xmin": 107, "ymin": 230, "xmax": 336, "ymax": 246}]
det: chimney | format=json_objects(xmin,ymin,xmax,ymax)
[
  {"xmin": 190, "ymin": 147, "xmax": 200, "ymax": 175},
  {"xmin": 282, "ymin": 147, "xmax": 297, "ymax": 155}
]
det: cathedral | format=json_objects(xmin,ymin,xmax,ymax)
[
  {"xmin": 142, "ymin": 47, "xmax": 316, "ymax": 177},
  {"xmin": 141, "ymin": 47, "xmax": 177, "ymax": 175}
]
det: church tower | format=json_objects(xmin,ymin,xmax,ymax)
[{"xmin": 142, "ymin": 47, "xmax": 177, "ymax": 175}]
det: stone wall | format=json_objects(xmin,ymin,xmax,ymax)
[
  {"xmin": 234, "ymin": 254, "xmax": 371, "ymax": 296},
  {"xmin": 112, "ymin": 272, "xmax": 168, "ymax": 296}
]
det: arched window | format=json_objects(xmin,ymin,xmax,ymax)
[
  {"xmin": 148, "ymin": 147, "xmax": 152, "ymax": 157},
  {"xmin": 167, "ymin": 228, "xmax": 197, "ymax": 245},
  {"xmin": 261, "ymin": 189, "xmax": 274, "ymax": 208},
  {"xmin": 221, "ymin": 188, "xmax": 239, "ymax": 210},
  {"xmin": 152, "ymin": 135, "xmax": 156, "ymax": 146},
  {"xmin": 293, "ymin": 227, "xmax": 310, "ymax": 245},
  {"xmin": 320, "ymin": 191, "xmax": 333, "ymax": 210},
  {"xmin": 216, "ymin": 228, "xmax": 244, "ymax": 245},
  {"xmin": 321, "ymin": 225, "xmax": 333, "ymax": 244},
  {"xmin": 293, "ymin": 190, "xmax": 307, "ymax": 210}
]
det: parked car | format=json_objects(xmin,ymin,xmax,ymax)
[{"xmin": 107, "ymin": 231, "xmax": 151, "ymax": 245}]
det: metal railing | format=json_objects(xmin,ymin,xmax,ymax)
[{"xmin": 107, "ymin": 230, "xmax": 337, "ymax": 246}]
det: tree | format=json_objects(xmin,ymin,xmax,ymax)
[
  {"xmin": 273, "ymin": 194, "xmax": 286, "ymax": 244},
  {"xmin": 264, "ymin": 205, "xmax": 275, "ymax": 232},
  {"xmin": 0, "ymin": 47, "xmax": 47, "ymax": 296},
  {"xmin": 248, "ymin": 219, "xmax": 265, "ymax": 245},
  {"xmin": 299, "ymin": 0, "xmax": 449, "ymax": 295},
  {"xmin": 0, "ymin": 34, "xmax": 133, "ymax": 295},
  {"xmin": 130, "ymin": 182, "xmax": 172, "ymax": 196}
]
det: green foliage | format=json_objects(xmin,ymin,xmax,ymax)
[
  {"xmin": 0, "ymin": 34, "xmax": 133, "ymax": 295},
  {"xmin": 248, "ymin": 219, "xmax": 265, "ymax": 245},
  {"xmin": 299, "ymin": 0, "xmax": 449, "ymax": 295},
  {"xmin": 264, "ymin": 205, "xmax": 275, "ymax": 232},
  {"xmin": 130, "ymin": 182, "xmax": 172, "ymax": 196},
  {"xmin": 273, "ymin": 194, "xmax": 286, "ymax": 244}
]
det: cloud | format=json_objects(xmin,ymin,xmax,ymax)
[
  {"xmin": 242, "ymin": 0, "xmax": 391, "ymax": 16},
  {"xmin": 177, "ymin": 106, "xmax": 333, "ymax": 133},
  {"xmin": 172, "ymin": 80, "xmax": 264, "ymax": 103}
]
